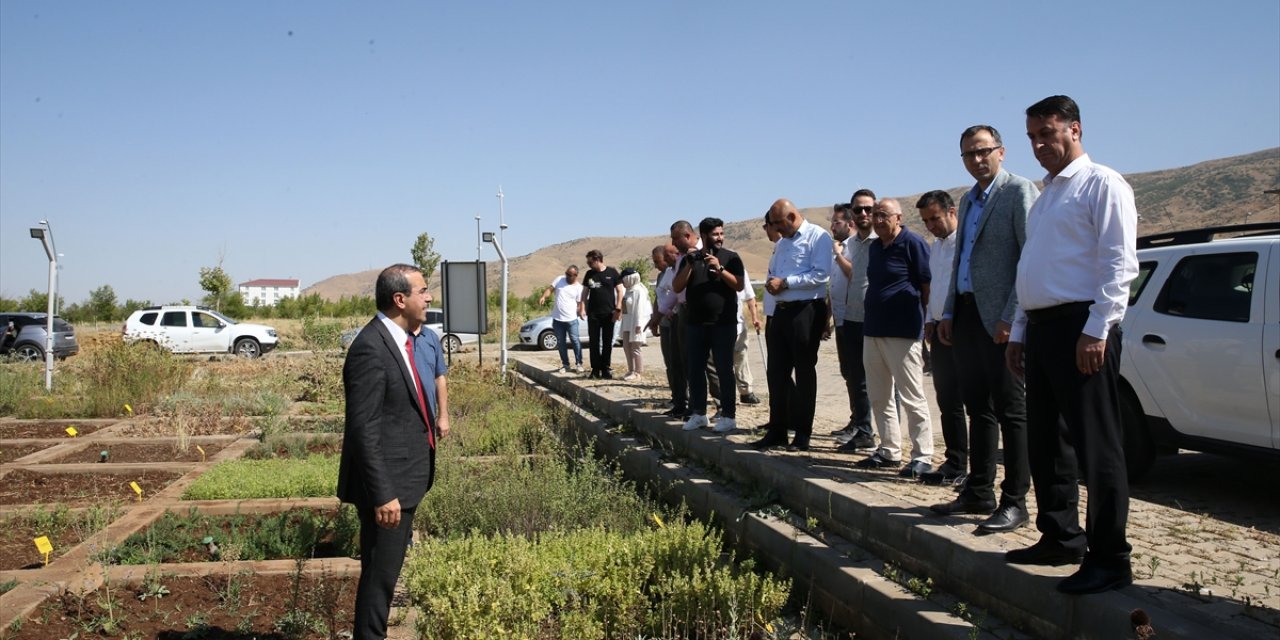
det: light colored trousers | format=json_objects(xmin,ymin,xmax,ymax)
[
  {"xmin": 864, "ymin": 336, "xmax": 933, "ymax": 463},
  {"xmin": 733, "ymin": 326, "xmax": 753, "ymax": 394}
]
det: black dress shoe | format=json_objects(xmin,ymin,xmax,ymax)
[
  {"xmin": 661, "ymin": 407, "xmax": 687, "ymax": 418},
  {"xmin": 899, "ymin": 460, "xmax": 932, "ymax": 478},
  {"xmin": 749, "ymin": 436, "xmax": 787, "ymax": 451},
  {"xmin": 1057, "ymin": 563, "xmax": 1132, "ymax": 595},
  {"xmin": 835, "ymin": 434, "xmax": 876, "ymax": 452},
  {"xmin": 740, "ymin": 393, "xmax": 761, "ymax": 405},
  {"xmin": 854, "ymin": 453, "xmax": 901, "ymax": 469},
  {"xmin": 601, "ymin": 369, "xmax": 613, "ymax": 380},
  {"xmin": 1006, "ymin": 540, "xmax": 1086, "ymax": 566},
  {"xmin": 978, "ymin": 505, "xmax": 1029, "ymax": 532},
  {"xmin": 787, "ymin": 439, "xmax": 810, "ymax": 452},
  {"xmin": 929, "ymin": 497, "xmax": 996, "ymax": 516}
]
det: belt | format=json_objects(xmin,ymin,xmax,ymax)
[
  {"xmin": 956, "ymin": 292, "xmax": 977, "ymax": 306},
  {"xmin": 775, "ymin": 298, "xmax": 821, "ymax": 310},
  {"xmin": 1026, "ymin": 301, "xmax": 1092, "ymax": 324}
]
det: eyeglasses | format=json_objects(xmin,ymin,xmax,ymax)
[
  {"xmin": 871, "ymin": 211, "xmax": 899, "ymax": 220},
  {"xmin": 960, "ymin": 146, "xmax": 1002, "ymax": 160},
  {"xmin": 850, "ymin": 206, "xmax": 874, "ymax": 214}
]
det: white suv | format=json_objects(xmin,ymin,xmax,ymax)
[
  {"xmin": 123, "ymin": 306, "xmax": 278, "ymax": 358},
  {"xmin": 1119, "ymin": 222, "xmax": 1278, "ymax": 478}
]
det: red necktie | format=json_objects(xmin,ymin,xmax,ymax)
[{"xmin": 405, "ymin": 336, "xmax": 436, "ymax": 449}]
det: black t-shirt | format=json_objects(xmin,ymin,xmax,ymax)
[
  {"xmin": 582, "ymin": 266, "xmax": 621, "ymax": 315},
  {"xmin": 684, "ymin": 247, "xmax": 744, "ymax": 325}
]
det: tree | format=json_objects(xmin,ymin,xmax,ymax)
[
  {"xmin": 88, "ymin": 285, "xmax": 119, "ymax": 322},
  {"xmin": 617, "ymin": 256, "xmax": 653, "ymax": 281},
  {"xmin": 199, "ymin": 266, "xmax": 234, "ymax": 312},
  {"xmin": 411, "ymin": 233, "xmax": 442, "ymax": 283}
]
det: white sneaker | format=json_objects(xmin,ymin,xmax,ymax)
[
  {"xmin": 682, "ymin": 414, "xmax": 709, "ymax": 431},
  {"xmin": 572, "ymin": 364, "xmax": 583, "ymax": 373},
  {"xmin": 713, "ymin": 417, "xmax": 737, "ymax": 433}
]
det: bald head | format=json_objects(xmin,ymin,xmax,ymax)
[
  {"xmin": 766, "ymin": 199, "xmax": 804, "ymax": 238},
  {"xmin": 650, "ymin": 244, "xmax": 667, "ymax": 270},
  {"xmin": 872, "ymin": 198, "xmax": 903, "ymax": 241}
]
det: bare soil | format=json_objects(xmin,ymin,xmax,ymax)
[
  {"xmin": 12, "ymin": 572, "xmax": 358, "ymax": 640},
  {"xmin": 0, "ymin": 443, "xmax": 52, "ymax": 464},
  {"xmin": 51, "ymin": 442, "xmax": 227, "ymax": 464},
  {"xmin": 0, "ymin": 421, "xmax": 109, "ymax": 439},
  {"xmin": 0, "ymin": 514, "xmax": 102, "ymax": 570},
  {"xmin": 0, "ymin": 469, "xmax": 185, "ymax": 506}
]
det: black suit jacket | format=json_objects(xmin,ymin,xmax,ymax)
[{"xmin": 337, "ymin": 317, "xmax": 435, "ymax": 510}]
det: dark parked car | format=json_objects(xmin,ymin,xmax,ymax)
[{"xmin": 0, "ymin": 312, "xmax": 80, "ymax": 361}]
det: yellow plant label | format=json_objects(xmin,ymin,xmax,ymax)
[
  {"xmin": 34, "ymin": 536, "xmax": 53, "ymax": 555},
  {"xmin": 124, "ymin": 403, "xmax": 133, "ymax": 415},
  {"xmin": 130, "ymin": 481, "xmax": 143, "ymax": 500},
  {"xmin": 65, "ymin": 426, "xmax": 78, "ymax": 437},
  {"xmin": 196, "ymin": 445, "xmax": 206, "ymax": 461}
]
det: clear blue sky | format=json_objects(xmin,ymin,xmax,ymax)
[{"xmin": 2, "ymin": 1, "xmax": 1278, "ymax": 305}]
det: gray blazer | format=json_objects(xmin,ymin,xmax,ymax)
[{"xmin": 943, "ymin": 170, "xmax": 1039, "ymax": 336}]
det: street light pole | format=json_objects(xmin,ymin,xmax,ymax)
[
  {"xmin": 29, "ymin": 221, "xmax": 57, "ymax": 391},
  {"xmin": 482, "ymin": 232, "xmax": 509, "ymax": 382}
]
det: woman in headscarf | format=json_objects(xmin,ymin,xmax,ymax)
[{"xmin": 619, "ymin": 268, "xmax": 652, "ymax": 381}]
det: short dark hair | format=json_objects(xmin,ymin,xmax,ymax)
[
  {"xmin": 916, "ymin": 190, "xmax": 954, "ymax": 211},
  {"xmin": 671, "ymin": 220, "xmax": 694, "ymax": 235},
  {"xmin": 960, "ymin": 125, "xmax": 1002, "ymax": 146},
  {"xmin": 698, "ymin": 217, "xmax": 724, "ymax": 235},
  {"xmin": 1026, "ymin": 95, "xmax": 1080, "ymax": 124},
  {"xmin": 585, "ymin": 249, "xmax": 603, "ymax": 262},
  {"xmin": 566, "ymin": 264, "xmax": 579, "ymax": 275},
  {"xmin": 850, "ymin": 188, "xmax": 876, "ymax": 203},
  {"xmin": 375, "ymin": 263, "xmax": 421, "ymax": 312}
]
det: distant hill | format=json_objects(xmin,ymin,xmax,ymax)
[{"xmin": 306, "ymin": 147, "xmax": 1280, "ymax": 301}]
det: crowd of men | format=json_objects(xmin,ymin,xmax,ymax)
[{"xmin": 548, "ymin": 95, "xmax": 1140, "ymax": 597}]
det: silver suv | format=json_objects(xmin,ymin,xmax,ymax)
[
  {"xmin": 1120, "ymin": 222, "xmax": 1278, "ymax": 478},
  {"xmin": 122, "ymin": 306, "xmax": 278, "ymax": 358},
  {"xmin": 0, "ymin": 312, "xmax": 79, "ymax": 361}
]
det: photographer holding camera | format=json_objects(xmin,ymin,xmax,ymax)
[{"xmin": 672, "ymin": 217, "xmax": 746, "ymax": 434}]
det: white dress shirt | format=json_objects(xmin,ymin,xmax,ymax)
[
  {"xmin": 844, "ymin": 230, "xmax": 877, "ymax": 323},
  {"xmin": 1011, "ymin": 154, "xmax": 1138, "ymax": 342},
  {"xmin": 655, "ymin": 266, "xmax": 678, "ymax": 317},
  {"xmin": 770, "ymin": 220, "xmax": 833, "ymax": 302},
  {"xmin": 829, "ymin": 240, "xmax": 853, "ymax": 324},
  {"xmin": 928, "ymin": 230, "xmax": 957, "ymax": 322}
]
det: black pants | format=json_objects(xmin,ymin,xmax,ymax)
[
  {"xmin": 659, "ymin": 313, "xmax": 687, "ymax": 412},
  {"xmin": 586, "ymin": 312, "xmax": 615, "ymax": 375},
  {"xmin": 1025, "ymin": 307, "xmax": 1130, "ymax": 567},
  {"xmin": 836, "ymin": 320, "xmax": 873, "ymax": 436},
  {"xmin": 765, "ymin": 298, "xmax": 826, "ymax": 445},
  {"xmin": 929, "ymin": 334, "xmax": 968, "ymax": 472},
  {"xmin": 686, "ymin": 322, "xmax": 737, "ymax": 418},
  {"xmin": 954, "ymin": 297, "xmax": 1029, "ymax": 507},
  {"xmin": 353, "ymin": 505, "xmax": 416, "ymax": 640}
]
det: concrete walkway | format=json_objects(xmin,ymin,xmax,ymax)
[{"xmin": 511, "ymin": 337, "xmax": 1279, "ymax": 639}]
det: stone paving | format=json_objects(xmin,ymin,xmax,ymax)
[{"xmin": 510, "ymin": 336, "xmax": 1280, "ymax": 635}]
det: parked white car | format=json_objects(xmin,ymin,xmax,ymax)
[
  {"xmin": 340, "ymin": 308, "xmax": 480, "ymax": 353},
  {"xmin": 1118, "ymin": 223, "xmax": 1278, "ymax": 478},
  {"xmin": 518, "ymin": 315, "xmax": 650, "ymax": 351},
  {"xmin": 122, "ymin": 306, "xmax": 278, "ymax": 358}
]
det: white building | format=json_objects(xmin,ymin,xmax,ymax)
[{"xmin": 238, "ymin": 278, "xmax": 300, "ymax": 306}]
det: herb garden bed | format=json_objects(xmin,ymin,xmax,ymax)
[
  {"xmin": 0, "ymin": 443, "xmax": 53, "ymax": 464},
  {"xmin": 9, "ymin": 570, "xmax": 357, "ymax": 640},
  {"xmin": 97, "ymin": 507, "xmax": 357, "ymax": 565},
  {"xmin": 0, "ymin": 469, "xmax": 186, "ymax": 506},
  {"xmin": 0, "ymin": 421, "xmax": 112, "ymax": 439},
  {"xmin": 51, "ymin": 441, "xmax": 230, "ymax": 464},
  {"xmin": 0, "ymin": 506, "xmax": 120, "ymax": 570}
]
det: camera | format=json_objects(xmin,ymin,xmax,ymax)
[{"xmin": 687, "ymin": 250, "xmax": 706, "ymax": 262}]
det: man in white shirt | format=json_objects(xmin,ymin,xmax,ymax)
[
  {"xmin": 916, "ymin": 191, "xmax": 967, "ymax": 486},
  {"xmin": 733, "ymin": 267, "xmax": 762, "ymax": 405},
  {"xmin": 1004, "ymin": 95, "xmax": 1138, "ymax": 595},
  {"xmin": 538, "ymin": 266, "xmax": 586, "ymax": 372},
  {"xmin": 754, "ymin": 199, "xmax": 832, "ymax": 452}
]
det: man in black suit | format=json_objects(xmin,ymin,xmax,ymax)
[{"xmin": 338, "ymin": 263, "xmax": 443, "ymax": 639}]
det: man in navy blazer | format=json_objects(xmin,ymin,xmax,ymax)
[
  {"xmin": 931, "ymin": 125, "xmax": 1038, "ymax": 534},
  {"xmin": 338, "ymin": 263, "xmax": 442, "ymax": 640}
]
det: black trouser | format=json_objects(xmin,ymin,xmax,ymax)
[
  {"xmin": 686, "ymin": 322, "xmax": 736, "ymax": 418},
  {"xmin": 1024, "ymin": 305, "xmax": 1130, "ymax": 567},
  {"xmin": 354, "ymin": 505, "xmax": 416, "ymax": 640},
  {"xmin": 586, "ymin": 312, "xmax": 615, "ymax": 374},
  {"xmin": 954, "ymin": 296, "xmax": 1029, "ymax": 507},
  {"xmin": 659, "ymin": 312, "xmax": 687, "ymax": 412},
  {"xmin": 837, "ymin": 320, "xmax": 873, "ymax": 436},
  {"xmin": 929, "ymin": 333, "xmax": 968, "ymax": 472},
  {"xmin": 764, "ymin": 298, "xmax": 826, "ymax": 445}
]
